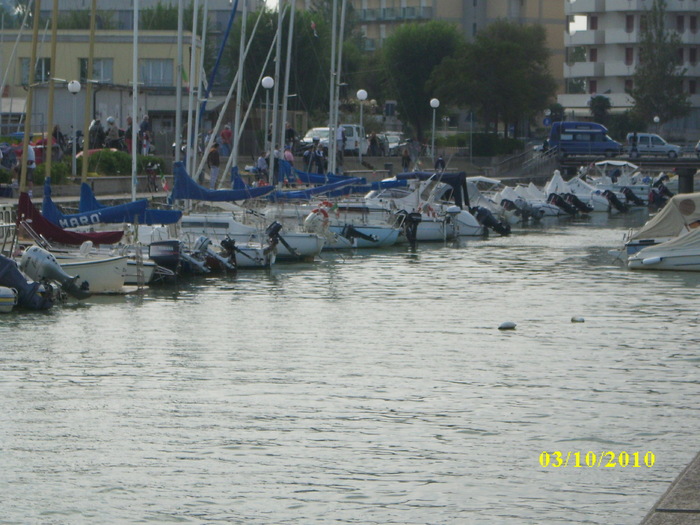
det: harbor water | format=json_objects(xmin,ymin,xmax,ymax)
[{"xmin": 2, "ymin": 210, "xmax": 700, "ymax": 524}]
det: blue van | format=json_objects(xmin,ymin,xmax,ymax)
[{"xmin": 548, "ymin": 121, "xmax": 622, "ymax": 158}]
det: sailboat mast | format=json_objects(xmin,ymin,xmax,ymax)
[
  {"xmin": 328, "ymin": 0, "xmax": 338, "ymax": 177},
  {"xmin": 268, "ymin": 0, "xmax": 285, "ymax": 186},
  {"xmin": 44, "ymin": 0, "xmax": 59, "ymax": 181},
  {"xmin": 231, "ymin": 0, "xmax": 248, "ymax": 174},
  {"xmin": 175, "ymin": 0, "xmax": 184, "ymax": 163},
  {"xmin": 131, "ymin": 0, "xmax": 139, "ymax": 202},
  {"xmin": 19, "ymin": 0, "xmax": 41, "ymax": 193},
  {"xmin": 279, "ymin": 1, "xmax": 295, "ymax": 156},
  {"xmin": 186, "ymin": 0, "xmax": 200, "ymax": 178},
  {"xmin": 80, "ymin": 0, "xmax": 97, "ymax": 184}
]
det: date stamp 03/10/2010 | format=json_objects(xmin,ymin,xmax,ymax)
[{"xmin": 539, "ymin": 451, "xmax": 656, "ymax": 468}]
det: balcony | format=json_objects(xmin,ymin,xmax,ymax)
[
  {"xmin": 359, "ymin": 8, "xmax": 378, "ymax": 22},
  {"xmin": 604, "ymin": 28, "xmax": 639, "ymax": 45},
  {"xmin": 381, "ymin": 8, "xmax": 398, "ymax": 21},
  {"xmin": 565, "ymin": 0, "xmax": 605, "ymax": 15},
  {"xmin": 604, "ymin": 61, "xmax": 637, "ymax": 76},
  {"xmin": 565, "ymin": 29, "xmax": 605, "ymax": 46},
  {"xmin": 606, "ymin": 0, "xmax": 697, "ymax": 12},
  {"xmin": 565, "ymin": 61, "xmax": 605, "ymax": 78},
  {"xmin": 403, "ymin": 6, "xmax": 416, "ymax": 19}
]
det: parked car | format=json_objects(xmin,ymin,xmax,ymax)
[
  {"xmin": 626, "ymin": 132, "xmax": 681, "ymax": 159},
  {"xmin": 549, "ymin": 121, "xmax": 622, "ymax": 158},
  {"xmin": 298, "ymin": 124, "xmax": 367, "ymax": 156},
  {"xmin": 385, "ymin": 131, "xmax": 406, "ymax": 156}
]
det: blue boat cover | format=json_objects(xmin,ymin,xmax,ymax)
[
  {"xmin": 266, "ymin": 177, "xmax": 363, "ymax": 201},
  {"xmin": 42, "ymin": 179, "xmax": 149, "ymax": 228},
  {"xmin": 170, "ymin": 161, "xmax": 274, "ymax": 202},
  {"xmin": 79, "ymin": 183, "xmax": 182, "ymax": 225}
]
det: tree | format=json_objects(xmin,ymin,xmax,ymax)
[
  {"xmin": 382, "ymin": 21, "xmax": 463, "ymax": 141},
  {"xmin": 630, "ymin": 0, "xmax": 690, "ymax": 124},
  {"xmin": 429, "ymin": 20, "xmax": 557, "ymax": 138},
  {"xmin": 588, "ymin": 95, "xmax": 611, "ymax": 124}
]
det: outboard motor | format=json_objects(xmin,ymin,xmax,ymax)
[
  {"xmin": 547, "ymin": 193, "xmax": 577, "ymax": 216},
  {"xmin": 341, "ymin": 225, "xmax": 378, "ymax": 244},
  {"xmin": 0, "ymin": 253, "xmax": 56, "ymax": 310},
  {"xmin": 19, "ymin": 245, "xmax": 91, "ymax": 299},
  {"xmin": 396, "ymin": 210, "xmax": 422, "ymax": 249},
  {"xmin": 472, "ymin": 206, "xmax": 511, "ymax": 236},
  {"xmin": 620, "ymin": 186, "xmax": 645, "ymax": 206},
  {"xmin": 601, "ymin": 189, "xmax": 629, "ymax": 213},
  {"xmin": 562, "ymin": 193, "xmax": 594, "ymax": 214},
  {"xmin": 500, "ymin": 198, "xmax": 522, "ymax": 216},
  {"xmin": 265, "ymin": 221, "xmax": 300, "ymax": 258},
  {"xmin": 193, "ymin": 236, "xmax": 236, "ymax": 272},
  {"xmin": 648, "ymin": 183, "xmax": 673, "ymax": 208}
]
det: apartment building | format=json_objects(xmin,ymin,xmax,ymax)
[{"xmin": 561, "ymin": 0, "xmax": 700, "ymax": 135}]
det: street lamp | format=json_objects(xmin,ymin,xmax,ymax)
[
  {"xmin": 67, "ymin": 80, "xmax": 81, "ymax": 178},
  {"xmin": 653, "ymin": 115, "xmax": 660, "ymax": 133},
  {"xmin": 430, "ymin": 98, "xmax": 440, "ymax": 164},
  {"xmin": 262, "ymin": 76, "xmax": 274, "ymax": 150},
  {"xmin": 356, "ymin": 89, "xmax": 367, "ymax": 163}
]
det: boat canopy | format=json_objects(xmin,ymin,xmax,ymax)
[
  {"xmin": 170, "ymin": 162, "xmax": 275, "ymax": 202},
  {"xmin": 630, "ymin": 192, "xmax": 700, "ymax": 240},
  {"xmin": 42, "ymin": 179, "xmax": 149, "ymax": 228},
  {"xmin": 17, "ymin": 193, "xmax": 124, "ymax": 245},
  {"xmin": 79, "ymin": 183, "xmax": 182, "ymax": 225},
  {"xmin": 266, "ymin": 177, "xmax": 363, "ymax": 201},
  {"xmin": 635, "ymin": 227, "xmax": 700, "ymax": 257},
  {"xmin": 395, "ymin": 171, "xmax": 471, "ymax": 209}
]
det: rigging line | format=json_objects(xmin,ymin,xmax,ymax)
[{"xmin": 0, "ymin": 0, "xmax": 33, "ymax": 125}]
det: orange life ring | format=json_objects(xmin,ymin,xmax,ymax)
[
  {"xmin": 319, "ymin": 200, "xmax": 333, "ymax": 208},
  {"xmin": 312, "ymin": 208, "xmax": 329, "ymax": 219}
]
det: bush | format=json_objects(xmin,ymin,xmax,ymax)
[
  {"xmin": 75, "ymin": 149, "xmax": 165, "ymax": 176},
  {"xmin": 35, "ymin": 159, "xmax": 71, "ymax": 185}
]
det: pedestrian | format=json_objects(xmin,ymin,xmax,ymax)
[
  {"xmin": 88, "ymin": 118, "xmax": 105, "ymax": 149},
  {"xmin": 284, "ymin": 121, "xmax": 297, "ymax": 151},
  {"xmin": 139, "ymin": 115, "xmax": 151, "ymax": 155},
  {"xmin": 52, "ymin": 124, "xmax": 66, "ymax": 159},
  {"xmin": 401, "ymin": 147, "xmax": 411, "ymax": 172},
  {"xmin": 25, "ymin": 143, "xmax": 36, "ymax": 197},
  {"xmin": 256, "ymin": 151, "xmax": 269, "ymax": 181},
  {"xmin": 105, "ymin": 116, "xmax": 121, "ymax": 149},
  {"xmin": 207, "ymin": 142, "xmax": 220, "ymax": 190},
  {"xmin": 434, "ymin": 154, "xmax": 446, "ymax": 172},
  {"xmin": 336, "ymin": 124, "xmax": 346, "ymax": 168},
  {"xmin": 369, "ymin": 132, "xmax": 379, "ymax": 156},
  {"xmin": 220, "ymin": 124, "xmax": 233, "ymax": 157},
  {"xmin": 125, "ymin": 116, "xmax": 133, "ymax": 153}
]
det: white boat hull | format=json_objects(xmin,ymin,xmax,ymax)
[
  {"xmin": 326, "ymin": 225, "xmax": 401, "ymax": 249},
  {"xmin": 60, "ymin": 256, "xmax": 128, "ymax": 294},
  {"xmin": 628, "ymin": 252, "xmax": 700, "ymax": 271}
]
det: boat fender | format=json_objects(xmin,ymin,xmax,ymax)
[
  {"xmin": 571, "ymin": 316, "xmax": 585, "ymax": 323},
  {"xmin": 641, "ymin": 256, "xmax": 662, "ymax": 265},
  {"xmin": 498, "ymin": 321, "xmax": 517, "ymax": 330}
]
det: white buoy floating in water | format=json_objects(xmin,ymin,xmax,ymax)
[
  {"xmin": 498, "ymin": 321, "xmax": 517, "ymax": 330},
  {"xmin": 571, "ymin": 316, "xmax": 585, "ymax": 323}
]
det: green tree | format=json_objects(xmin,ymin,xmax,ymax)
[
  {"xmin": 430, "ymin": 20, "xmax": 556, "ymax": 138},
  {"xmin": 630, "ymin": 0, "xmax": 690, "ymax": 124},
  {"xmin": 588, "ymin": 95, "xmax": 611, "ymax": 124},
  {"xmin": 382, "ymin": 21, "xmax": 463, "ymax": 141}
]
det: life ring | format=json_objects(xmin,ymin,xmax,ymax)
[
  {"xmin": 318, "ymin": 200, "xmax": 333, "ymax": 208},
  {"xmin": 312, "ymin": 207, "xmax": 329, "ymax": 219}
]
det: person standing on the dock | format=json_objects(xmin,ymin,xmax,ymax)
[
  {"xmin": 401, "ymin": 147, "xmax": 411, "ymax": 172},
  {"xmin": 139, "ymin": 115, "xmax": 151, "ymax": 155},
  {"xmin": 435, "ymin": 154, "xmax": 446, "ymax": 172},
  {"xmin": 220, "ymin": 124, "xmax": 232, "ymax": 157},
  {"xmin": 207, "ymin": 142, "xmax": 220, "ymax": 190}
]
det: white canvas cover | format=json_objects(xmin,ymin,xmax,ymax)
[
  {"xmin": 630, "ymin": 193, "xmax": 700, "ymax": 240},
  {"xmin": 633, "ymin": 227, "xmax": 700, "ymax": 258}
]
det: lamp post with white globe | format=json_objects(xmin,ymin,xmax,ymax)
[
  {"xmin": 67, "ymin": 80, "xmax": 81, "ymax": 178},
  {"xmin": 430, "ymin": 98, "xmax": 440, "ymax": 164},
  {"xmin": 262, "ymin": 76, "xmax": 274, "ymax": 150},
  {"xmin": 653, "ymin": 115, "xmax": 660, "ymax": 134},
  {"xmin": 356, "ymin": 89, "xmax": 367, "ymax": 163}
]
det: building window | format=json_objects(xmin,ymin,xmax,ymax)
[
  {"xmin": 589, "ymin": 80, "xmax": 597, "ymax": 94},
  {"xmin": 677, "ymin": 48, "xmax": 684, "ymax": 63},
  {"xmin": 589, "ymin": 48, "xmax": 598, "ymax": 62},
  {"xmin": 690, "ymin": 80, "xmax": 697, "ymax": 95},
  {"xmin": 625, "ymin": 47, "xmax": 634, "ymax": 65},
  {"xmin": 690, "ymin": 47, "xmax": 697, "ymax": 65},
  {"xmin": 139, "ymin": 59, "xmax": 173, "ymax": 87},
  {"xmin": 677, "ymin": 16, "xmax": 685, "ymax": 32},
  {"xmin": 625, "ymin": 79, "xmax": 633, "ymax": 92},
  {"xmin": 640, "ymin": 15, "xmax": 647, "ymax": 32},
  {"xmin": 79, "ymin": 58, "xmax": 114, "ymax": 83},
  {"xmin": 589, "ymin": 16, "xmax": 598, "ymax": 30},
  {"xmin": 626, "ymin": 15, "xmax": 634, "ymax": 33},
  {"xmin": 20, "ymin": 57, "xmax": 50, "ymax": 84},
  {"xmin": 691, "ymin": 16, "xmax": 697, "ymax": 33}
]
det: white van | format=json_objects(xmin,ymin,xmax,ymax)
[
  {"xmin": 299, "ymin": 124, "xmax": 367, "ymax": 155},
  {"xmin": 626, "ymin": 132, "xmax": 681, "ymax": 159}
]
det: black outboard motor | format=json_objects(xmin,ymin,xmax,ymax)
[
  {"xmin": 396, "ymin": 210, "xmax": 422, "ymax": 249},
  {"xmin": 620, "ymin": 186, "xmax": 645, "ymax": 206},
  {"xmin": 265, "ymin": 221, "xmax": 300, "ymax": 257},
  {"xmin": 472, "ymin": 206, "xmax": 511, "ymax": 236},
  {"xmin": 601, "ymin": 189, "xmax": 629, "ymax": 213},
  {"xmin": 342, "ymin": 225, "xmax": 378, "ymax": 243},
  {"xmin": 500, "ymin": 199, "xmax": 522, "ymax": 217},
  {"xmin": 648, "ymin": 183, "xmax": 674, "ymax": 208},
  {"xmin": 563, "ymin": 193, "xmax": 594, "ymax": 214},
  {"xmin": 547, "ymin": 193, "xmax": 577, "ymax": 216}
]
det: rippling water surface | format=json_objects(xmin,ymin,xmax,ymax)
[{"xmin": 2, "ymin": 210, "xmax": 700, "ymax": 524}]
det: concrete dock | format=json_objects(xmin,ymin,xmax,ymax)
[{"xmin": 641, "ymin": 451, "xmax": 700, "ymax": 524}]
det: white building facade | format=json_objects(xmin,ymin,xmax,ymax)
[{"xmin": 560, "ymin": 0, "xmax": 700, "ymax": 138}]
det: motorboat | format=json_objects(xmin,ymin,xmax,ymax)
[
  {"xmin": 621, "ymin": 192, "xmax": 700, "ymax": 256},
  {"xmin": 545, "ymin": 170, "xmax": 627, "ymax": 214},
  {"xmin": 0, "ymin": 252, "xmax": 59, "ymax": 309},
  {"xmin": 628, "ymin": 228, "xmax": 700, "ymax": 271},
  {"xmin": 512, "ymin": 182, "xmax": 569, "ymax": 217}
]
